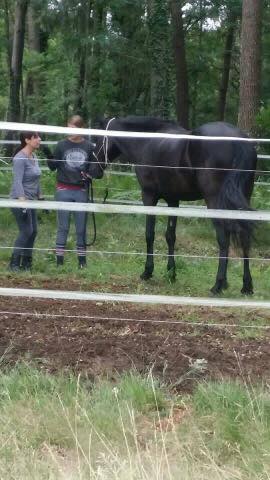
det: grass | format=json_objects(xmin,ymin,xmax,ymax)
[{"xmin": 1, "ymin": 364, "xmax": 270, "ymax": 478}]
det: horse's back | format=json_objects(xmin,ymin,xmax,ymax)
[
  {"xmin": 189, "ymin": 121, "xmax": 257, "ymax": 203},
  {"xmin": 190, "ymin": 121, "xmax": 257, "ymax": 169}
]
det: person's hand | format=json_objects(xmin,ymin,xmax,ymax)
[
  {"xmin": 81, "ymin": 171, "xmax": 92, "ymax": 181},
  {"xmin": 21, "ymin": 208, "xmax": 28, "ymax": 219}
]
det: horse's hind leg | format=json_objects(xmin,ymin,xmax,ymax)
[
  {"xmin": 165, "ymin": 201, "xmax": 179, "ymax": 282},
  {"xmin": 240, "ymin": 231, "xmax": 253, "ymax": 295},
  {"xmin": 211, "ymin": 221, "xmax": 230, "ymax": 294}
]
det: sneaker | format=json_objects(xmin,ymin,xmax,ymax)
[
  {"xmin": 56, "ymin": 255, "xmax": 64, "ymax": 267},
  {"xmin": 8, "ymin": 254, "xmax": 21, "ymax": 272},
  {"xmin": 78, "ymin": 255, "xmax": 86, "ymax": 269}
]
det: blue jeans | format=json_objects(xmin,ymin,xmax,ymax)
[
  {"xmin": 11, "ymin": 208, "xmax": 37, "ymax": 257},
  {"xmin": 55, "ymin": 189, "xmax": 88, "ymax": 257}
]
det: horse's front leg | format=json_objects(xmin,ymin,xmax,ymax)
[
  {"xmin": 165, "ymin": 201, "xmax": 179, "ymax": 282},
  {"xmin": 140, "ymin": 192, "xmax": 158, "ymax": 281},
  {"xmin": 140, "ymin": 214, "xmax": 156, "ymax": 280}
]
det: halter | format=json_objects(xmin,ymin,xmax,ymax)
[{"xmin": 93, "ymin": 117, "xmax": 116, "ymax": 171}]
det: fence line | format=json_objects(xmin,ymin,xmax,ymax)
[
  {"xmin": 0, "ymin": 287, "xmax": 270, "ymax": 309},
  {"xmin": 1, "ymin": 309, "xmax": 270, "ymax": 330},
  {"xmin": 1, "ymin": 198, "xmax": 270, "ymax": 221},
  {"xmin": 1, "ymin": 120, "xmax": 270, "ymax": 143},
  {"xmin": 0, "ymin": 157, "xmax": 267, "ymax": 174},
  {"xmin": 1, "ymin": 244, "xmax": 270, "ymax": 263}
]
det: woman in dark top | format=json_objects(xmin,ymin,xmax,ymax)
[
  {"xmin": 47, "ymin": 115, "xmax": 94, "ymax": 268},
  {"xmin": 9, "ymin": 131, "xmax": 42, "ymax": 272}
]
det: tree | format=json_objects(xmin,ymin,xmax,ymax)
[
  {"xmin": 23, "ymin": 0, "xmax": 42, "ymax": 120},
  {"xmin": 217, "ymin": 2, "xmax": 240, "ymax": 120},
  {"xmin": 6, "ymin": 0, "xmax": 29, "ymax": 123},
  {"xmin": 148, "ymin": 0, "xmax": 171, "ymax": 118},
  {"xmin": 170, "ymin": 0, "xmax": 189, "ymax": 127},
  {"xmin": 73, "ymin": 0, "xmax": 92, "ymax": 119},
  {"xmin": 238, "ymin": 0, "xmax": 263, "ymax": 133}
]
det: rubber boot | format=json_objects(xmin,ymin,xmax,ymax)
[
  {"xmin": 78, "ymin": 255, "xmax": 87, "ymax": 269},
  {"xmin": 8, "ymin": 254, "xmax": 21, "ymax": 272},
  {"xmin": 21, "ymin": 256, "xmax": 32, "ymax": 271},
  {"xmin": 56, "ymin": 255, "xmax": 64, "ymax": 267}
]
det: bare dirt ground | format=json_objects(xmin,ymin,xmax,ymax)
[
  {"xmin": 0, "ymin": 277, "xmax": 270, "ymax": 390},
  {"xmin": 0, "ymin": 279, "xmax": 270, "ymax": 389}
]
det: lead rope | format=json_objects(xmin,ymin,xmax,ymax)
[
  {"xmin": 102, "ymin": 117, "xmax": 115, "ymax": 204},
  {"xmin": 85, "ymin": 117, "xmax": 115, "ymax": 246},
  {"xmin": 85, "ymin": 179, "xmax": 97, "ymax": 247}
]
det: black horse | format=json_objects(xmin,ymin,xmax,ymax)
[{"xmin": 89, "ymin": 116, "xmax": 257, "ymax": 294}]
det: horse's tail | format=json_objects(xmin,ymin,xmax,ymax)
[{"xmin": 216, "ymin": 140, "xmax": 257, "ymax": 244}]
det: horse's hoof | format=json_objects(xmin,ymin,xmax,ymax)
[
  {"xmin": 210, "ymin": 280, "xmax": 228, "ymax": 295},
  {"xmin": 167, "ymin": 268, "xmax": 176, "ymax": 283},
  {"xmin": 140, "ymin": 271, "xmax": 153, "ymax": 281},
  {"xmin": 241, "ymin": 287, "xmax": 254, "ymax": 295},
  {"xmin": 210, "ymin": 286, "xmax": 222, "ymax": 295}
]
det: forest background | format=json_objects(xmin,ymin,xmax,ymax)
[{"xmin": 0, "ymin": 0, "xmax": 268, "ymax": 140}]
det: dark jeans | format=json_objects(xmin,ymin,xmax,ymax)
[
  {"xmin": 11, "ymin": 208, "xmax": 38, "ymax": 257},
  {"xmin": 55, "ymin": 189, "xmax": 88, "ymax": 256}
]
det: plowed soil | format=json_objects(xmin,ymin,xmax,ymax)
[{"xmin": 0, "ymin": 278, "xmax": 270, "ymax": 390}]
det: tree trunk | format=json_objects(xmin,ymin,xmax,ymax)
[
  {"xmin": 190, "ymin": 0, "xmax": 203, "ymax": 127},
  {"xmin": 217, "ymin": 11, "xmax": 237, "ymax": 121},
  {"xmin": 148, "ymin": 0, "xmax": 171, "ymax": 118},
  {"xmin": 74, "ymin": 0, "xmax": 92, "ymax": 119},
  {"xmin": 91, "ymin": 0, "xmax": 107, "ymax": 121},
  {"xmin": 169, "ymin": 0, "xmax": 189, "ymax": 128},
  {"xmin": 28, "ymin": 2, "xmax": 40, "ymax": 52},
  {"xmin": 23, "ymin": 0, "xmax": 41, "ymax": 120},
  {"xmin": 7, "ymin": 0, "xmax": 29, "ymax": 123},
  {"xmin": 3, "ymin": 0, "xmax": 12, "ymax": 74},
  {"xmin": 238, "ymin": 0, "xmax": 263, "ymax": 133}
]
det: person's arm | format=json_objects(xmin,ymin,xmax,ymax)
[
  {"xmin": 37, "ymin": 183, "xmax": 44, "ymax": 200},
  {"xmin": 45, "ymin": 144, "xmax": 61, "ymax": 171},
  {"xmin": 12, "ymin": 157, "xmax": 26, "ymax": 199},
  {"xmin": 81, "ymin": 142, "xmax": 94, "ymax": 179}
]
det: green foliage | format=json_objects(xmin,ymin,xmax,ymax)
[
  {"xmin": 0, "ymin": 0, "xmax": 267, "ymax": 127},
  {"xmin": 257, "ymin": 104, "xmax": 270, "ymax": 138}
]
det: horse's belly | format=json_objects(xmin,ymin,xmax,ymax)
[
  {"xmin": 162, "ymin": 191, "xmax": 203, "ymax": 202},
  {"xmin": 160, "ymin": 177, "xmax": 202, "ymax": 202}
]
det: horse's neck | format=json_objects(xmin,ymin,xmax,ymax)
[{"xmin": 113, "ymin": 138, "xmax": 145, "ymax": 165}]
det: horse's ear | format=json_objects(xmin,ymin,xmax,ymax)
[
  {"xmin": 92, "ymin": 116, "xmax": 105, "ymax": 128},
  {"xmin": 92, "ymin": 117, "xmax": 104, "ymax": 128}
]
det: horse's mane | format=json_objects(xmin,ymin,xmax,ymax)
[
  {"xmin": 119, "ymin": 116, "xmax": 179, "ymax": 131},
  {"xmin": 100, "ymin": 115, "xmax": 184, "ymax": 133}
]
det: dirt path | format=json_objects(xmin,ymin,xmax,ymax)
[{"xmin": 0, "ymin": 278, "xmax": 270, "ymax": 390}]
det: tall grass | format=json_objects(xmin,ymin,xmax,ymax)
[{"xmin": 1, "ymin": 364, "xmax": 270, "ymax": 479}]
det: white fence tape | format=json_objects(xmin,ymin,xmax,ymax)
[
  {"xmin": 0, "ymin": 140, "xmax": 57, "ymax": 145},
  {"xmin": 0, "ymin": 120, "xmax": 269, "ymax": 143},
  {"xmin": 0, "ymin": 287, "xmax": 270, "ymax": 309},
  {"xmin": 0, "ymin": 199, "xmax": 270, "ymax": 221}
]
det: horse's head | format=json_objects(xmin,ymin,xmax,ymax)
[{"xmin": 89, "ymin": 118, "xmax": 120, "ymax": 180}]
